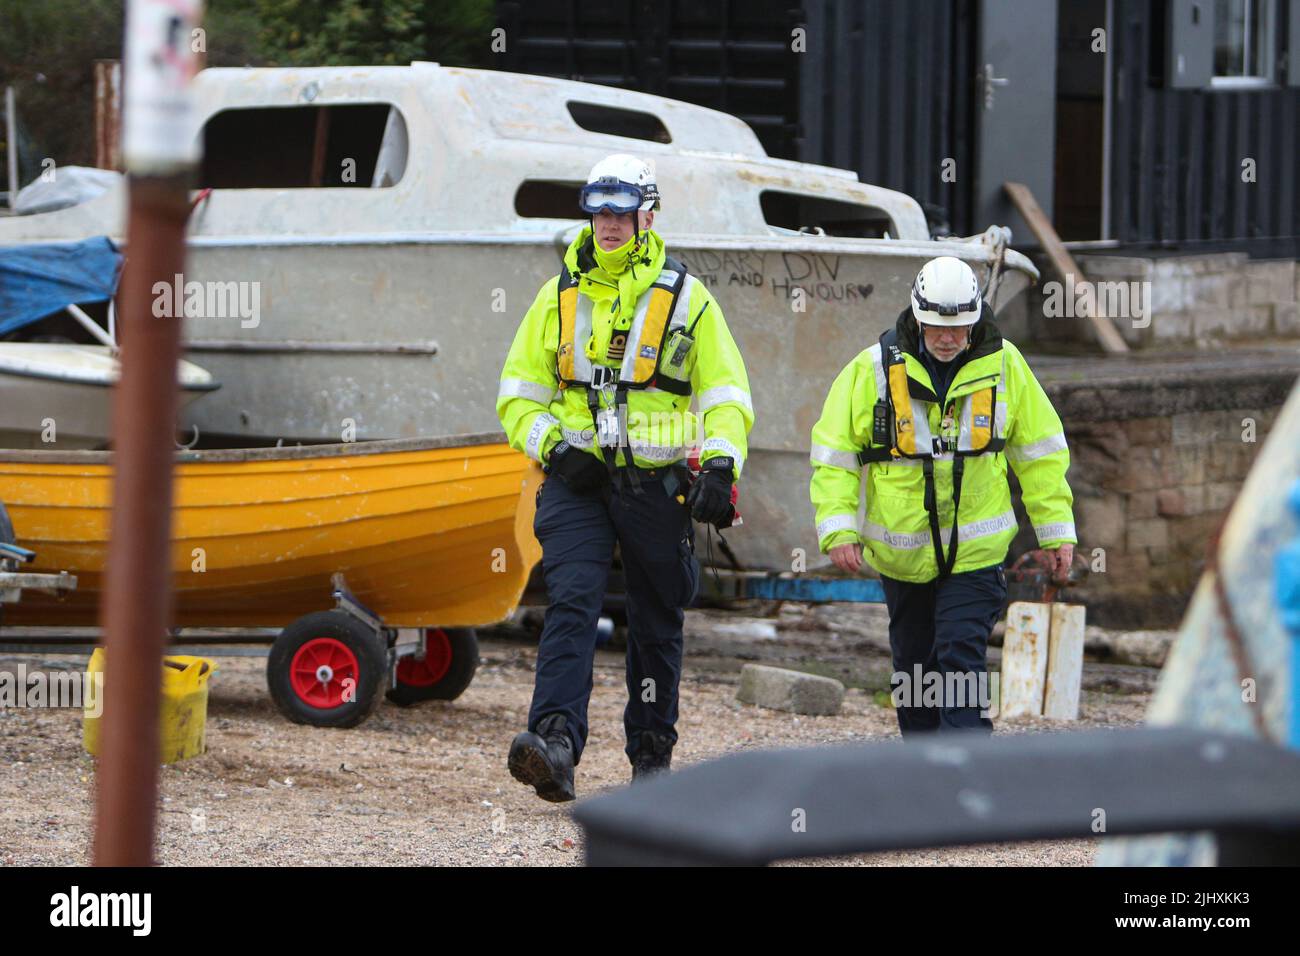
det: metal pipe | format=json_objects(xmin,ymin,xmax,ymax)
[
  {"xmin": 94, "ymin": 60, "xmax": 123, "ymax": 171},
  {"xmin": 4, "ymin": 86, "xmax": 17, "ymax": 208},
  {"xmin": 65, "ymin": 303, "xmax": 118, "ymax": 348},
  {"xmin": 93, "ymin": 0, "xmax": 204, "ymax": 868},
  {"xmin": 93, "ymin": 174, "xmax": 190, "ymax": 867}
]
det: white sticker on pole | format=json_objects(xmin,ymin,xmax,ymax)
[{"xmin": 122, "ymin": 0, "xmax": 204, "ymax": 172}]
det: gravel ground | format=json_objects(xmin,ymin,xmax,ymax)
[{"xmin": 0, "ymin": 604, "xmax": 1150, "ymax": 867}]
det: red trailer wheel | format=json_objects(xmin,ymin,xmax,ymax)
[
  {"xmin": 289, "ymin": 637, "xmax": 359, "ymax": 709},
  {"xmin": 386, "ymin": 628, "xmax": 479, "ymax": 707},
  {"xmin": 394, "ymin": 628, "xmax": 453, "ymax": 687},
  {"xmin": 267, "ymin": 610, "xmax": 388, "ymax": 727}
]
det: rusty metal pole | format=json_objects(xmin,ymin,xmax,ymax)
[
  {"xmin": 4, "ymin": 86, "xmax": 17, "ymax": 208},
  {"xmin": 93, "ymin": 60, "xmax": 123, "ymax": 172},
  {"xmin": 93, "ymin": 0, "xmax": 204, "ymax": 867}
]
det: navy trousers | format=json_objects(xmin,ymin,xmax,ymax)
[
  {"xmin": 528, "ymin": 465, "xmax": 700, "ymax": 764},
  {"xmin": 879, "ymin": 562, "xmax": 1008, "ymax": 735}
]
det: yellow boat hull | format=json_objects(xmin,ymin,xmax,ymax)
[{"xmin": 0, "ymin": 434, "xmax": 542, "ymax": 628}]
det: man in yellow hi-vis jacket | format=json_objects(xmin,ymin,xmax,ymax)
[
  {"xmin": 498, "ymin": 154, "xmax": 753, "ymax": 800},
  {"xmin": 810, "ymin": 256, "xmax": 1075, "ymax": 734}
]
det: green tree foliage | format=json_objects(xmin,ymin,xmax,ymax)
[
  {"xmin": 240, "ymin": 0, "xmax": 425, "ymax": 66},
  {"xmin": 0, "ymin": 0, "xmax": 125, "ymax": 178},
  {"xmin": 0, "ymin": 0, "xmax": 494, "ymax": 183}
]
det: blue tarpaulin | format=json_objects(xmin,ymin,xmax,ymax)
[{"xmin": 0, "ymin": 237, "xmax": 123, "ymax": 336}]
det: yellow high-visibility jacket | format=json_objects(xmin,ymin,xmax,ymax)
[
  {"xmin": 809, "ymin": 310, "xmax": 1076, "ymax": 582},
  {"xmin": 498, "ymin": 226, "xmax": 753, "ymax": 477}
]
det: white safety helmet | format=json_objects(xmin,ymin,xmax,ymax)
[
  {"xmin": 579, "ymin": 153, "xmax": 661, "ymax": 214},
  {"xmin": 910, "ymin": 256, "xmax": 982, "ymax": 327}
]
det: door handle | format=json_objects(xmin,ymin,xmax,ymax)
[{"xmin": 981, "ymin": 63, "xmax": 1009, "ymax": 110}]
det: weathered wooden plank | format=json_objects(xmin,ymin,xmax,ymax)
[
  {"xmin": 998, "ymin": 600, "xmax": 1051, "ymax": 718},
  {"xmin": 1044, "ymin": 602, "xmax": 1086, "ymax": 720},
  {"xmin": 1003, "ymin": 181, "xmax": 1130, "ymax": 353}
]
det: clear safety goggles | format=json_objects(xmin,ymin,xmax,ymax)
[{"xmin": 579, "ymin": 180, "xmax": 650, "ymax": 215}]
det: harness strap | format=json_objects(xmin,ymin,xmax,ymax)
[{"xmin": 922, "ymin": 455, "xmax": 965, "ymax": 580}]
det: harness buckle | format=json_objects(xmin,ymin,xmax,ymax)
[{"xmin": 590, "ymin": 365, "xmax": 619, "ymax": 392}]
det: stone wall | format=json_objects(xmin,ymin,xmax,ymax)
[
  {"xmin": 1003, "ymin": 254, "xmax": 1300, "ymax": 349},
  {"xmin": 1006, "ymin": 358, "xmax": 1299, "ymax": 628}
]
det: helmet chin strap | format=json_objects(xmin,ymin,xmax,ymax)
[{"xmin": 631, "ymin": 211, "xmax": 641, "ymax": 278}]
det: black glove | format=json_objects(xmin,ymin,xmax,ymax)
[
  {"xmin": 546, "ymin": 440, "xmax": 608, "ymax": 494},
  {"xmin": 687, "ymin": 457, "xmax": 735, "ymax": 528}
]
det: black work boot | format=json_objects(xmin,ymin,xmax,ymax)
[
  {"xmin": 508, "ymin": 714, "xmax": 576, "ymax": 802},
  {"xmin": 630, "ymin": 730, "xmax": 673, "ymax": 782}
]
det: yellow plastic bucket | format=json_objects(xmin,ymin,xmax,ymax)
[{"xmin": 83, "ymin": 648, "xmax": 215, "ymax": 764}]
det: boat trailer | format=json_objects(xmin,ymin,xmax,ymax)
[
  {"xmin": 260, "ymin": 572, "xmax": 480, "ymax": 728},
  {"xmin": 0, "ymin": 541, "xmax": 77, "ymax": 611}
]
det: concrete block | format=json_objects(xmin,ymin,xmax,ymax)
[
  {"xmin": 1221, "ymin": 409, "xmax": 1262, "ymax": 442},
  {"xmin": 1189, "ymin": 252, "xmax": 1247, "ymax": 274},
  {"xmin": 1169, "ymin": 511, "xmax": 1222, "ymax": 558},
  {"xmin": 1273, "ymin": 303, "xmax": 1300, "ymax": 335},
  {"xmin": 1095, "ymin": 279, "xmax": 1153, "ymax": 326},
  {"xmin": 1107, "ymin": 446, "xmax": 1163, "ymax": 493},
  {"xmin": 1126, "ymin": 417, "xmax": 1172, "ymax": 446},
  {"xmin": 1152, "ymin": 258, "xmax": 1193, "ymax": 280},
  {"xmin": 1127, "ymin": 490, "xmax": 1158, "ymax": 519},
  {"xmin": 1204, "ymin": 480, "xmax": 1239, "ymax": 512},
  {"xmin": 1156, "ymin": 487, "xmax": 1187, "ymax": 516},
  {"xmin": 1127, "ymin": 518, "xmax": 1169, "ymax": 551},
  {"xmin": 1205, "ymin": 445, "xmax": 1244, "ymax": 481},
  {"xmin": 1075, "ymin": 255, "xmax": 1152, "ymax": 281},
  {"xmin": 1170, "ymin": 411, "xmax": 1213, "ymax": 446},
  {"xmin": 1230, "ymin": 441, "xmax": 1263, "ymax": 480},
  {"xmin": 1077, "ymin": 495, "xmax": 1125, "ymax": 547},
  {"xmin": 1184, "ymin": 274, "xmax": 1230, "ymax": 310},
  {"xmin": 1185, "ymin": 306, "xmax": 1272, "ymax": 340},
  {"xmin": 736, "ymin": 664, "xmax": 844, "ymax": 716},
  {"xmin": 1151, "ymin": 310, "xmax": 1195, "ymax": 342},
  {"xmin": 1094, "ymin": 549, "xmax": 1150, "ymax": 579},
  {"xmin": 1204, "ymin": 409, "xmax": 1249, "ymax": 442},
  {"xmin": 1168, "ymin": 445, "xmax": 1207, "ymax": 484},
  {"xmin": 1084, "ymin": 628, "xmax": 1175, "ymax": 667},
  {"xmin": 1188, "ymin": 309, "xmax": 1232, "ymax": 338},
  {"xmin": 1159, "ymin": 489, "xmax": 1206, "ymax": 520},
  {"xmin": 1223, "ymin": 273, "xmax": 1248, "ymax": 312},
  {"xmin": 1245, "ymin": 260, "xmax": 1296, "ymax": 305}
]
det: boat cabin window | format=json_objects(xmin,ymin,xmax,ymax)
[
  {"xmin": 199, "ymin": 104, "xmax": 405, "ymax": 188},
  {"xmin": 566, "ymin": 102, "xmax": 672, "ymax": 143},
  {"xmin": 760, "ymin": 190, "xmax": 895, "ymax": 239},
  {"xmin": 515, "ymin": 180, "xmax": 585, "ymax": 219}
]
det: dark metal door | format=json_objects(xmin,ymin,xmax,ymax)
[{"xmin": 974, "ymin": 0, "xmax": 1059, "ymax": 243}]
